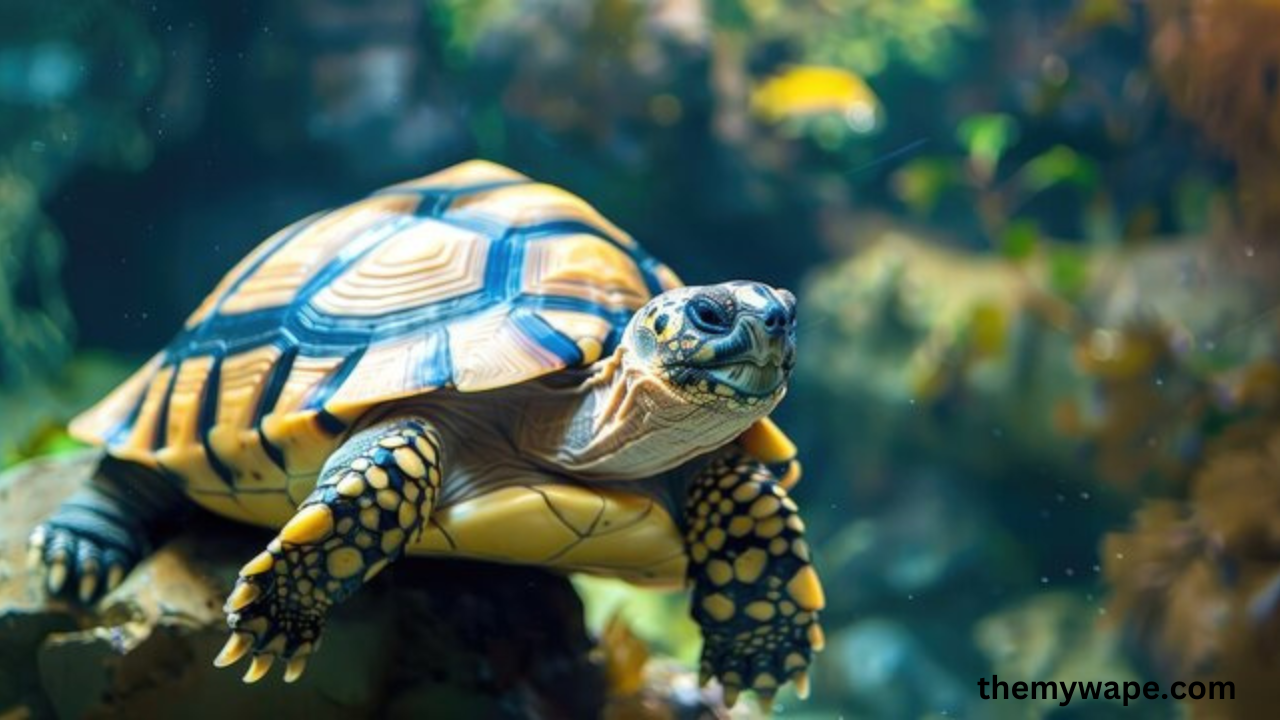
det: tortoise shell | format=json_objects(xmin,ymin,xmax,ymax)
[{"xmin": 70, "ymin": 161, "xmax": 682, "ymax": 493}]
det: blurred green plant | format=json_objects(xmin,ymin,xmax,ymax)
[
  {"xmin": 715, "ymin": 0, "xmax": 980, "ymax": 78},
  {"xmin": 0, "ymin": 0, "xmax": 158, "ymax": 464},
  {"xmin": 0, "ymin": 353, "xmax": 129, "ymax": 469},
  {"xmin": 0, "ymin": 0, "xmax": 159, "ymax": 387},
  {"xmin": 721, "ymin": 0, "xmax": 978, "ymax": 153},
  {"xmin": 891, "ymin": 113, "xmax": 1104, "ymax": 299},
  {"xmin": 430, "ymin": 0, "xmax": 979, "ymax": 77}
]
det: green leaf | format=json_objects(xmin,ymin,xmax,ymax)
[
  {"xmin": 1047, "ymin": 247, "xmax": 1090, "ymax": 300},
  {"xmin": 1173, "ymin": 174, "xmax": 1217, "ymax": 233},
  {"xmin": 890, "ymin": 157, "xmax": 960, "ymax": 215},
  {"xmin": 1021, "ymin": 145, "xmax": 1098, "ymax": 195},
  {"xmin": 1000, "ymin": 218, "xmax": 1039, "ymax": 261},
  {"xmin": 956, "ymin": 114, "xmax": 1019, "ymax": 181},
  {"xmin": 710, "ymin": 0, "xmax": 753, "ymax": 31}
]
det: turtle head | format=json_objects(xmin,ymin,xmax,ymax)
[{"xmin": 622, "ymin": 281, "xmax": 797, "ymax": 410}]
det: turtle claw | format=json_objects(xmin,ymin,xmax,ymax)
[
  {"xmin": 106, "ymin": 563, "xmax": 126, "ymax": 592},
  {"xmin": 26, "ymin": 526, "xmax": 46, "ymax": 570},
  {"xmin": 214, "ymin": 626, "xmax": 315, "ymax": 685},
  {"xmin": 215, "ymin": 541, "xmax": 328, "ymax": 684},
  {"xmin": 225, "ymin": 581, "xmax": 261, "ymax": 611},
  {"xmin": 757, "ymin": 695, "xmax": 775, "ymax": 716},
  {"xmin": 46, "ymin": 558, "xmax": 68, "ymax": 594},
  {"xmin": 77, "ymin": 571, "xmax": 98, "ymax": 604},
  {"xmin": 793, "ymin": 670, "xmax": 810, "ymax": 699},
  {"xmin": 29, "ymin": 521, "xmax": 138, "ymax": 604},
  {"xmin": 723, "ymin": 686, "xmax": 740, "ymax": 709},
  {"xmin": 283, "ymin": 656, "xmax": 308, "ymax": 683},
  {"xmin": 214, "ymin": 632, "xmax": 254, "ymax": 668},
  {"xmin": 808, "ymin": 623, "xmax": 825, "ymax": 652},
  {"xmin": 243, "ymin": 654, "xmax": 274, "ymax": 684}
]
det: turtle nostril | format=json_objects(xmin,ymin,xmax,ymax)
[{"xmin": 762, "ymin": 305, "xmax": 789, "ymax": 334}]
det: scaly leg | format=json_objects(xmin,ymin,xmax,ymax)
[
  {"xmin": 684, "ymin": 450, "xmax": 826, "ymax": 712},
  {"xmin": 213, "ymin": 415, "xmax": 443, "ymax": 683},
  {"xmin": 29, "ymin": 456, "xmax": 191, "ymax": 603}
]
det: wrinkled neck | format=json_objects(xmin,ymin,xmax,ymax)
[{"xmin": 550, "ymin": 349, "xmax": 763, "ymax": 479}]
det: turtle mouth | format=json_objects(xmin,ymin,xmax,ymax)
[{"xmin": 701, "ymin": 359, "xmax": 789, "ymax": 398}]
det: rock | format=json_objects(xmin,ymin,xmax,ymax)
[
  {"xmin": 596, "ymin": 615, "xmax": 725, "ymax": 720},
  {"xmin": 0, "ymin": 452, "xmax": 88, "ymax": 719},
  {"xmin": 0, "ymin": 452, "xmax": 612, "ymax": 719}
]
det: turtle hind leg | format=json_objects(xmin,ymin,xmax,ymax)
[
  {"xmin": 216, "ymin": 414, "xmax": 443, "ymax": 684},
  {"xmin": 684, "ymin": 451, "xmax": 826, "ymax": 713},
  {"xmin": 29, "ymin": 456, "xmax": 191, "ymax": 604}
]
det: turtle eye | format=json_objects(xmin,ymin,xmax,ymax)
[
  {"xmin": 688, "ymin": 298, "xmax": 731, "ymax": 333},
  {"xmin": 653, "ymin": 313, "xmax": 669, "ymax": 335}
]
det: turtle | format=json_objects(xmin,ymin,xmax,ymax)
[{"xmin": 28, "ymin": 160, "xmax": 824, "ymax": 709}]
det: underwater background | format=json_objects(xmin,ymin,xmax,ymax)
[{"xmin": 2, "ymin": 0, "xmax": 1280, "ymax": 718}]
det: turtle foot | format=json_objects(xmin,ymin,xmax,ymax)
[
  {"xmin": 697, "ymin": 600, "xmax": 822, "ymax": 714},
  {"xmin": 217, "ymin": 540, "xmax": 329, "ymax": 684},
  {"xmin": 685, "ymin": 452, "xmax": 826, "ymax": 714},
  {"xmin": 29, "ymin": 500, "xmax": 143, "ymax": 604}
]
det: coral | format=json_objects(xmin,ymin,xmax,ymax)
[
  {"xmin": 1103, "ymin": 500, "xmax": 1227, "ymax": 677},
  {"xmin": 1146, "ymin": 0, "xmax": 1280, "ymax": 233},
  {"xmin": 1103, "ymin": 376, "xmax": 1280, "ymax": 718},
  {"xmin": 1064, "ymin": 321, "xmax": 1210, "ymax": 492}
]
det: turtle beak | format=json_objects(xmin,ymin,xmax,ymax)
[{"xmin": 735, "ymin": 286, "xmax": 796, "ymax": 371}]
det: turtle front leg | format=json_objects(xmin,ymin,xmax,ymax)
[
  {"xmin": 28, "ymin": 456, "xmax": 191, "ymax": 604},
  {"xmin": 684, "ymin": 450, "xmax": 825, "ymax": 712},
  {"xmin": 214, "ymin": 415, "xmax": 443, "ymax": 683}
]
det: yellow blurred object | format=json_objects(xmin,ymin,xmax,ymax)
[
  {"xmin": 600, "ymin": 612, "xmax": 652, "ymax": 697},
  {"xmin": 1069, "ymin": 0, "xmax": 1133, "ymax": 32},
  {"xmin": 968, "ymin": 302, "xmax": 1009, "ymax": 360},
  {"xmin": 750, "ymin": 65, "xmax": 880, "ymax": 131},
  {"xmin": 1231, "ymin": 360, "xmax": 1280, "ymax": 410},
  {"xmin": 1073, "ymin": 327, "xmax": 1162, "ymax": 380},
  {"xmin": 778, "ymin": 460, "xmax": 803, "ymax": 491},
  {"xmin": 737, "ymin": 417, "xmax": 798, "ymax": 465},
  {"xmin": 599, "ymin": 612, "xmax": 728, "ymax": 720}
]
